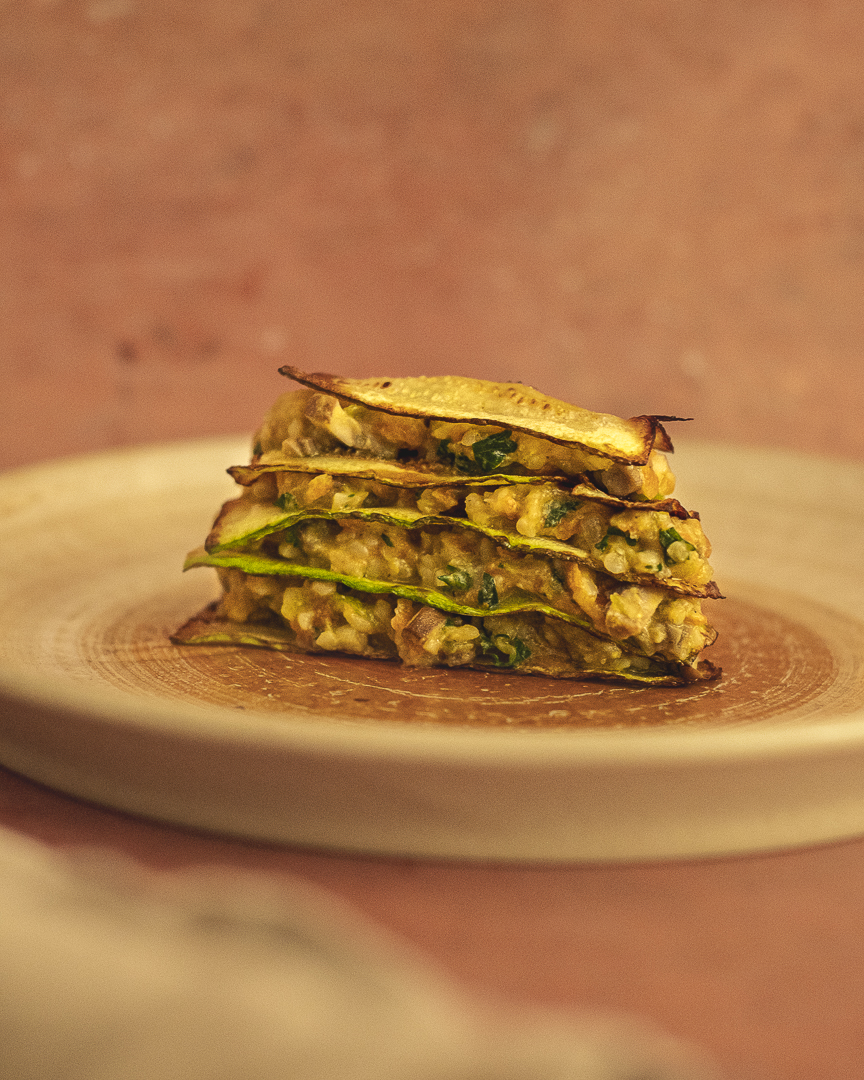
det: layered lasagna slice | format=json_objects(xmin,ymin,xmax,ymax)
[{"xmin": 173, "ymin": 369, "xmax": 721, "ymax": 686}]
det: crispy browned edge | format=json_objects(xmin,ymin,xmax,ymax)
[
  {"xmin": 644, "ymin": 418, "xmax": 691, "ymax": 454},
  {"xmin": 278, "ymin": 365, "xmax": 687, "ymax": 465}
]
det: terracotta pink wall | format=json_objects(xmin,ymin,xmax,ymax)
[{"xmin": 2, "ymin": 0, "xmax": 863, "ymax": 468}]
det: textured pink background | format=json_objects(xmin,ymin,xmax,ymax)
[
  {"xmin": 3, "ymin": 5, "xmax": 864, "ymax": 1079},
  {"xmin": 3, "ymin": 0, "xmax": 864, "ymax": 467}
]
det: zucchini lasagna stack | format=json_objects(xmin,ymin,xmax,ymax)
[{"xmin": 174, "ymin": 367, "xmax": 721, "ymax": 685}]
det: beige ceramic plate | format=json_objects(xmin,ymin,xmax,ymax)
[{"xmin": 1, "ymin": 436, "xmax": 863, "ymax": 862}]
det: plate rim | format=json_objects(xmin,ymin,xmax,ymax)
[
  {"xmin": 4, "ymin": 435, "xmax": 864, "ymax": 860},
  {"xmin": 2, "ymin": 434, "xmax": 864, "ymax": 768}
]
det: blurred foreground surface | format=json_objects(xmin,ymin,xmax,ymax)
[
  {"xmin": 3, "ymin": 763, "xmax": 864, "ymax": 1080},
  {"xmin": 0, "ymin": 826, "xmax": 719, "ymax": 1080}
]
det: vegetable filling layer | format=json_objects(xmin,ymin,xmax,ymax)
[
  {"xmin": 172, "ymin": 568, "xmax": 709, "ymax": 685},
  {"xmin": 250, "ymin": 518, "xmax": 715, "ymax": 663},
  {"xmin": 221, "ymin": 465, "xmax": 717, "ymax": 596}
]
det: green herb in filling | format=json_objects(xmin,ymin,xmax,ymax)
[
  {"xmin": 659, "ymin": 527, "xmax": 696, "ymax": 554},
  {"xmin": 477, "ymin": 631, "xmax": 531, "ymax": 668},
  {"xmin": 477, "ymin": 572, "xmax": 499, "ymax": 608},
  {"xmin": 381, "ymin": 533, "xmax": 394, "ymax": 547},
  {"xmin": 544, "ymin": 497, "xmax": 581, "ymax": 528},
  {"xmin": 437, "ymin": 565, "xmax": 473, "ymax": 592},
  {"xmin": 436, "ymin": 439, "xmax": 474, "ymax": 474},
  {"xmin": 470, "ymin": 430, "xmax": 518, "ymax": 472},
  {"xmin": 437, "ymin": 431, "xmax": 518, "ymax": 474},
  {"xmin": 280, "ymin": 523, "xmax": 302, "ymax": 547},
  {"xmin": 595, "ymin": 525, "xmax": 639, "ymax": 552},
  {"xmin": 276, "ymin": 492, "xmax": 299, "ymax": 511}
]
